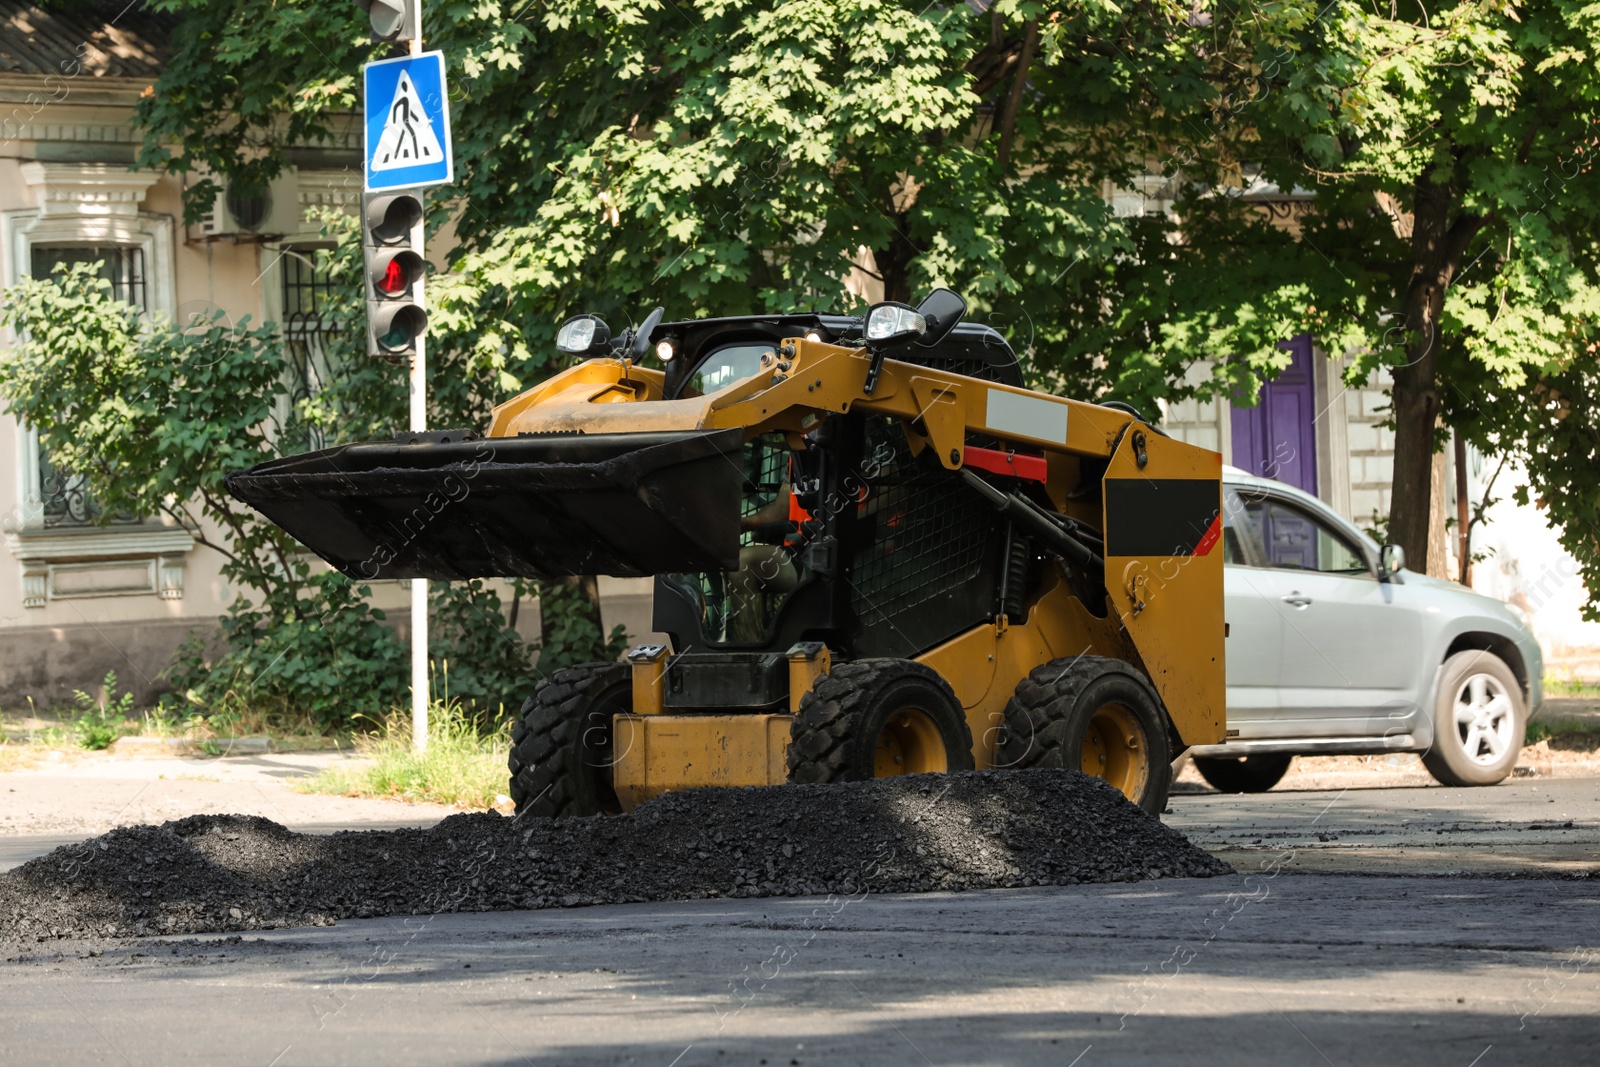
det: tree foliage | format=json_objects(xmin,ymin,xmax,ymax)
[
  {"xmin": 1115, "ymin": 1, "xmax": 1600, "ymax": 582},
  {"xmin": 131, "ymin": 0, "xmax": 1600, "ymax": 612},
  {"xmin": 136, "ymin": 0, "xmax": 1317, "ymax": 412}
]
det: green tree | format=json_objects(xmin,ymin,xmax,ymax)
[
  {"xmin": 136, "ymin": 0, "xmax": 1600, "ymax": 604},
  {"xmin": 0, "ymin": 263, "xmax": 409, "ymax": 727},
  {"xmin": 1081, "ymin": 1, "xmax": 1600, "ymax": 577},
  {"xmin": 137, "ymin": 0, "xmax": 1310, "ymax": 405},
  {"xmin": 133, "ymin": 0, "xmax": 1307, "ymax": 669}
]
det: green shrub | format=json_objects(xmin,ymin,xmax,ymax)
[
  {"xmin": 71, "ymin": 671, "xmax": 135, "ymax": 750},
  {"xmin": 2, "ymin": 251, "xmax": 624, "ymax": 738}
]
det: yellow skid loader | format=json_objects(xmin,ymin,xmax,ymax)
[{"xmin": 227, "ymin": 290, "xmax": 1225, "ymax": 817}]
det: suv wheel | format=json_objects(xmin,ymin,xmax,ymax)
[
  {"xmin": 1193, "ymin": 753, "xmax": 1294, "ymax": 794},
  {"xmin": 1421, "ymin": 650, "xmax": 1526, "ymax": 787}
]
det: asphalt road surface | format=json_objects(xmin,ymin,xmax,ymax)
[
  {"xmin": 3, "ymin": 777, "xmax": 1600, "ymax": 1067},
  {"xmin": 4, "ymin": 777, "xmax": 1598, "ymax": 1066}
]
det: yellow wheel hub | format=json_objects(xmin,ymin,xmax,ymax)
[
  {"xmin": 874, "ymin": 707, "xmax": 948, "ymax": 777},
  {"xmin": 1080, "ymin": 702, "xmax": 1150, "ymax": 802}
]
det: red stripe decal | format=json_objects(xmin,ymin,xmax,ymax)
[
  {"xmin": 1193, "ymin": 513, "xmax": 1223, "ymax": 557},
  {"xmin": 963, "ymin": 445, "xmax": 1048, "ymax": 482}
]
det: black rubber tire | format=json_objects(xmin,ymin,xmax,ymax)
[
  {"xmin": 997, "ymin": 656, "xmax": 1173, "ymax": 817},
  {"xmin": 508, "ymin": 662, "xmax": 632, "ymax": 818},
  {"xmin": 787, "ymin": 659, "xmax": 974, "ymax": 783},
  {"xmin": 1193, "ymin": 754, "xmax": 1294, "ymax": 794},
  {"xmin": 1421, "ymin": 650, "xmax": 1526, "ymax": 787}
]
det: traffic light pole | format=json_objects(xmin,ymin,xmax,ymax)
[
  {"xmin": 409, "ymin": 220, "xmax": 428, "ymax": 753},
  {"xmin": 360, "ymin": 0, "xmax": 441, "ymax": 751},
  {"xmin": 407, "ymin": 17, "xmax": 428, "ymax": 753}
]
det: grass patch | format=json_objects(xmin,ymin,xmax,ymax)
[
  {"xmin": 1542, "ymin": 675, "xmax": 1600, "ymax": 698},
  {"xmin": 296, "ymin": 701, "xmax": 510, "ymax": 809},
  {"xmin": 1527, "ymin": 718, "xmax": 1600, "ymax": 750}
]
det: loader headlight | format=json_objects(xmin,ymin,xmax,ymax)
[
  {"xmin": 864, "ymin": 302, "xmax": 926, "ymax": 345},
  {"xmin": 655, "ymin": 337, "xmax": 678, "ymax": 362},
  {"xmin": 556, "ymin": 314, "xmax": 611, "ymax": 356}
]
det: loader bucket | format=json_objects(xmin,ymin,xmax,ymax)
[{"xmin": 224, "ymin": 428, "xmax": 744, "ymax": 580}]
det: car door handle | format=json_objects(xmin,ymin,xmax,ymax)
[{"xmin": 1281, "ymin": 592, "xmax": 1313, "ymax": 609}]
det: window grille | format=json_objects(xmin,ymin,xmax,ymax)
[
  {"xmin": 280, "ymin": 247, "xmax": 345, "ymax": 451},
  {"xmin": 849, "ymin": 418, "xmax": 997, "ymax": 626}
]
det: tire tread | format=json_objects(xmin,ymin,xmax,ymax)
[{"xmin": 508, "ymin": 662, "xmax": 629, "ymax": 818}]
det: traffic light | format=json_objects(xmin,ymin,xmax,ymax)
[
  {"xmin": 363, "ymin": 190, "xmax": 427, "ymax": 360},
  {"xmin": 357, "ymin": 0, "xmax": 418, "ymax": 44}
]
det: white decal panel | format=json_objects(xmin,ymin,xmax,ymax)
[{"xmin": 985, "ymin": 388, "xmax": 1068, "ymax": 444}]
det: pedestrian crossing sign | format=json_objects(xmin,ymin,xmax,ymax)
[{"xmin": 363, "ymin": 51, "xmax": 453, "ymax": 191}]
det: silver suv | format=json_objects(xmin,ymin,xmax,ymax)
[{"xmin": 1188, "ymin": 467, "xmax": 1544, "ymax": 792}]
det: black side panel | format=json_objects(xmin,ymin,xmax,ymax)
[
  {"xmin": 1103, "ymin": 478, "xmax": 1222, "ymax": 557},
  {"xmin": 224, "ymin": 429, "xmax": 744, "ymax": 580}
]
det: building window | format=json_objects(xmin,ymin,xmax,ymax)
[
  {"xmin": 280, "ymin": 247, "xmax": 345, "ymax": 450},
  {"xmin": 29, "ymin": 245, "xmax": 147, "ymax": 529},
  {"xmin": 30, "ymin": 245, "xmax": 147, "ymax": 309}
]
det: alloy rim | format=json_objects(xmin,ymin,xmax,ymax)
[{"xmin": 1452, "ymin": 672, "xmax": 1515, "ymax": 767}]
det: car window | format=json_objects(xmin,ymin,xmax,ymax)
[
  {"xmin": 1221, "ymin": 488, "xmax": 1263, "ymax": 565},
  {"xmin": 683, "ymin": 343, "xmax": 771, "ymax": 397},
  {"xmin": 1236, "ymin": 494, "xmax": 1370, "ymax": 575}
]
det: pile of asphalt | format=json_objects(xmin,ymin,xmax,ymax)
[{"xmin": 1, "ymin": 770, "xmax": 1229, "ymax": 941}]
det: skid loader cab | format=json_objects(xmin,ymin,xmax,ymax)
[
  {"xmin": 646, "ymin": 316, "xmax": 1030, "ymax": 711},
  {"xmin": 653, "ymin": 414, "xmax": 1013, "ymax": 682},
  {"xmin": 226, "ymin": 291, "xmax": 1225, "ymax": 820}
]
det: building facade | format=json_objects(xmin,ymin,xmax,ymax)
[{"xmin": 0, "ymin": 5, "xmax": 654, "ymax": 709}]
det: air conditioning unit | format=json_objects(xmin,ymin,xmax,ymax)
[{"xmin": 194, "ymin": 170, "xmax": 304, "ymax": 239}]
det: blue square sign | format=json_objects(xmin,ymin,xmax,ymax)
[{"xmin": 364, "ymin": 51, "xmax": 453, "ymax": 191}]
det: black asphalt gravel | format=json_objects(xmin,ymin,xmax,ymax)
[{"xmin": 0, "ymin": 770, "xmax": 1229, "ymax": 942}]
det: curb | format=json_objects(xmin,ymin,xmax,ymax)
[{"xmin": 108, "ymin": 736, "xmax": 274, "ymax": 758}]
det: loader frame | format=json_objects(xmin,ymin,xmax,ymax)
[{"xmin": 484, "ymin": 333, "xmax": 1225, "ymax": 806}]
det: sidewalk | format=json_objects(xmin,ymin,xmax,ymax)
[{"xmin": 0, "ymin": 747, "xmax": 459, "ymax": 841}]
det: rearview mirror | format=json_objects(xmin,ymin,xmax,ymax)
[
  {"xmin": 914, "ymin": 287, "xmax": 966, "ymax": 348},
  {"xmin": 1379, "ymin": 543, "xmax": 1406, "ymax": 579},
  {"xmin": 630, "ymin": 306, "xmax": 666, "ymax": 360}
]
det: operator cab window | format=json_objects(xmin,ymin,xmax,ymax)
[
  {"xmin": 1232, "ymin": 492, "xmax": 1369, "ymax": 576},
  {"xmin": 682, "ymin": 343, "xmax": 771, "ymax": 398}
]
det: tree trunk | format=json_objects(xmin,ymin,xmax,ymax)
[
  {"xmin": 572, "ymin": 575, "xmax": 604, "ymax": 634},
  {"xmin": 996, "ymin": 20, "xmax": 1038, "ymax": 174},
  {"xmin": 1387, "ymin": 168, "xmax": 1481, "ymax": 568},
  {"xmin": 1426, "ymin": 435, "xmax": 1449, "ymax": 579},
  {"xmin": 874, "ymin": 221, "xmax": 917, "ymax": 305}
]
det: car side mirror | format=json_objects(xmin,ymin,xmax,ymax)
[{"xmin": 1379, "ymin": 543, "xmax": 1406, "ymax": 579}]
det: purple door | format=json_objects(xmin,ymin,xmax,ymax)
[{"xmin": 1230, "ymin": 334, "xmax": 1318, "ymax": 496}]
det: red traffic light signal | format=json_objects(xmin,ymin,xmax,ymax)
[
  {"xmin": 379, "ymin": 257, "xmax": 407, "ymax": 296},
  {"xmin": 362, "ymin": 189, "xmax": 426, "ymax": 359},
  {"xmin": 370, "ymin": 249, "xmax": 423, "ymax": 298}
]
